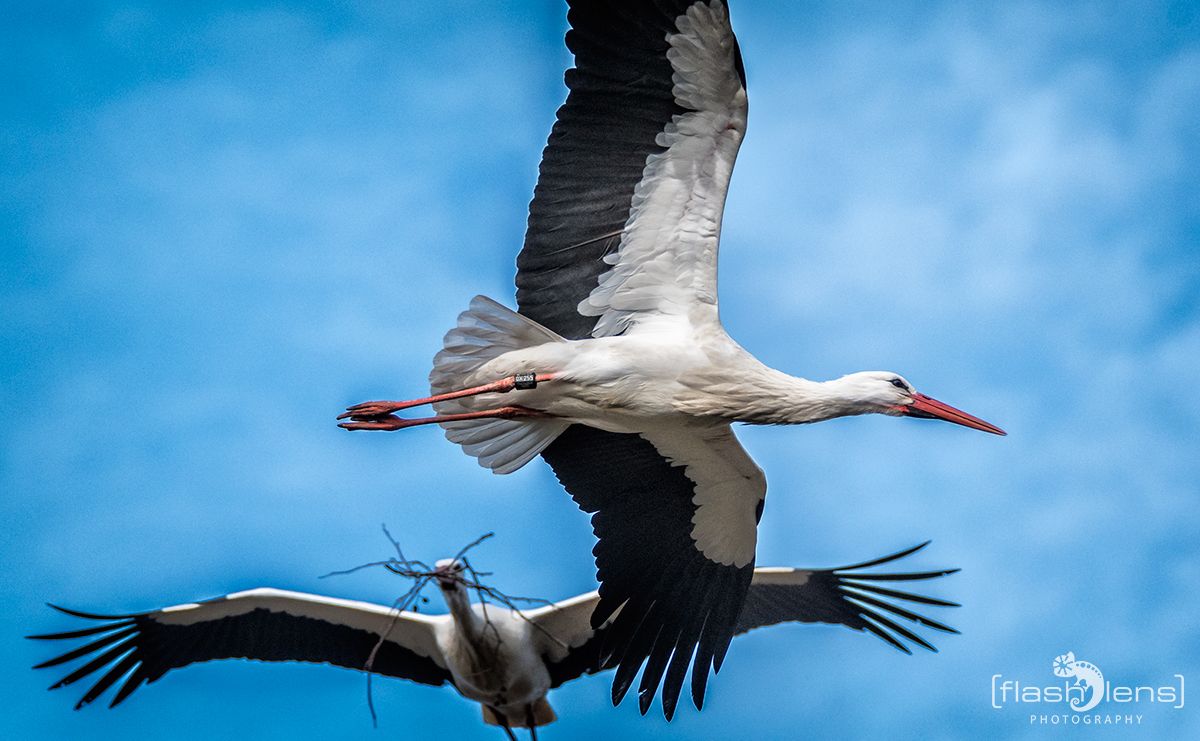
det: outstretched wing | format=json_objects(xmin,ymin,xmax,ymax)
[
  {"xmin": 516, "ymin": 0, "xmax": 747, "ymax": 339},
  {"xmin": 514, "ymin": 0, "xmax": 755, "ymax": 718},
  {"xmin": 736, "ymin": 542, "xmax": 961, "ymax": 652},
  {"xmin": 542, "ymin": 424, "xmax": 763, "ymax": 718},
  {"xmin": 29, "ymin": 588, "xmax": 451, "ymax": 709}
]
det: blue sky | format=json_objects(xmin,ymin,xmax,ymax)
[{"xmin": 3, "ymin": 1, "xmax": 1198, "ymax": 738}]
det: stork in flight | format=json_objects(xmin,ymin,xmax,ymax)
[
  {"xmin": 338, "ymin": 0, "xmax": 1002, "ymax": 718},
  {"xmin": 32, "ymin": 544, "xmax": 957, "ymax": 736}
]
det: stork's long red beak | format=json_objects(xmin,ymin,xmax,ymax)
[{"xmin": 902, "ymin": 392, "xmax": 1006, "ymax": 436}]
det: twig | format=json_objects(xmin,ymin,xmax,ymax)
[
  {"xmin": 361, "ymin": 578, "xmax": 430, "ymax": 727},
  {"xmin": 321, "ymin": 526, "xmax": 566, "ymax": 726},
  {"xmin": 317, "ymin": 560, "xmax": 397, "ymax": 579}
]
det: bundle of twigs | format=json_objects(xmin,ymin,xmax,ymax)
[{"xmin": 320, "ymin": 526, "xmax": 555, "ymax": 726}]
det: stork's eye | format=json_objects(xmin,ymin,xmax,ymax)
[{"xmin": 889, "ymin": 378, "xmax": 907, "ymax": 390}]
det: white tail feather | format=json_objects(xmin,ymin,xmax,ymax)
[{"xmin": 430, "ymin": 296, "xmax": 569, "ymax": 474}]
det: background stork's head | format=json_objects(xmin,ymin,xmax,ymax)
[
  {"xmin": 840, "ymin": 371, "xmax": 1006, "ymax": 435},
  {"xmin": 433, "ymin": 558, "xmax": 466, "ymax": 590}
]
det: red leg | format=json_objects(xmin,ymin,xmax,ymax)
[
  {"xmin": 338, "ymin": 373, "xmax": 555, "ymax": 420},
  {"xmin": 338, "ymin": 405, "xmax": 551, "ymax": 432}
]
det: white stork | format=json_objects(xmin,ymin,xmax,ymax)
[
  {"xmin": 32, "ymin": 545, "xmax": 957, "ymax": 734},
  {"xmin": 338, "ymin": 0, "xmax": 1001, "ymax": 718}
]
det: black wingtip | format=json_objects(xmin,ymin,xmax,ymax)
[
  {"xmin": 839, "ymin": 580, "xmax": 962, "ymax": 609},
  {"xmin": 610, "ymin": 656, "xmax": 639, "ymax": 707},
  {"xmin": 662, "ymin": 694, "xmax": 677, "ymax": 722},
  {"xmin": 840, "ymin": 569, "xmax": 958, "ymax": 582},
  {"xmin": 637, "ymin": 689, "xmax": 653, "ymax": 716},
  {"xmin": 840, "ymin": 587, "xmax": 961, "ymax": 636},
  {"xmin": 690, "ymin": 665, "xmax": 708, "ymax": 712},
  {"xmin": 610, "ymin": 677, "xmax": 629, "ymax": 707},
  {"xmin": 46, "ymin": 604, "xmax": 136, "ymax": 621},
  {"xmin": 860, "ymin": 609, "xmax": 937, "ymax": 653},
  {"xmin": 859, "ymin": 617, "xmax": 914, "ymax": 655},
  {"xmin": 832, "ymin": 541, "xmax": 932, "ymax": 572},
  {"xmin": 108, "ymin": 669, "xmax": 146, "ymax": 709},
  {"xmin": 28, "ymin": 619, "xmax": 137, "ymax": 642}
]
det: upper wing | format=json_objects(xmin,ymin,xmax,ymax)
[
  {"xmin": 516, "ymin": 0, "xmax": 748, "ymax": 339},
  {"xmin": 737, "ymin": 543, "xmax": 961, "ymax": 653},
  {"xmin": 542, "ymin": 423, "xmax": 764, "ymax": 718},
  {"xmin": 29, "ymin": 588, "xmax": 452, "ymax": 709}
]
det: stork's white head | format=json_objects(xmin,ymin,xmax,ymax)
[
  {"xmin": 839, "ymin": 371, "xmax": 1006, "ymax": 435},
  {"xmin": 433, "ymin": 558, "xmax": 467, "ymax": 590}
]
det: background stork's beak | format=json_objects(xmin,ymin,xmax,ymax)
[
  {"xmin": 434, "ymin": 563, "xmax": 457, "ymax": 587},
  {"xmin": 903, "ymin": 392, "xmax": 1006, "ymax": 435}
]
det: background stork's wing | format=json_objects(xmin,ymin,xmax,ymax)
[
  {"xmin": 522, "ymin": 590, "xmax": 617, "ymax": 688},
  {"xmin": 736, "ymin": 543, "xmax": 961, "ymax": 653},
  {"xmin": 517, "ymin": 0, "xmax": 748, "ymax": 338},
  {"xmin": 29, "ymin": 588, "xmax": 451, "ymax": 709},
  {"xmin": 526, "ymin": 590, "xmax": 602, "ymax": 659},
  {"xmin": 543, "ymin": 424, "xmax": 763, "ymax": 718}
]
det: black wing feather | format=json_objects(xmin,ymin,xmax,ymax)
[
  {"xmin": 541, "ymin": 425, "xmax": 753, "ymax": 718},
  {"xmin": 30, "ymin": 605, "xmax": 450, "ymax": 709},
  {"xmin": 515, "ymin": 0, "xmax": 751, "ymax": 718},
  {"xmin": 516, "ymin": 0, "xmax": 698, "ymax": 336},
  {"xmin": 544, "ymin": 628, "xmax": 620, "ymax": 689},
  {"xmin": 734, "ymin": 543, "xmax": 960, "ymax": 653}
]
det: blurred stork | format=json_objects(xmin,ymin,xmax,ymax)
[{"xmin": 32, "ymin": 545, "xmax": 957, "ymax": 734}]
